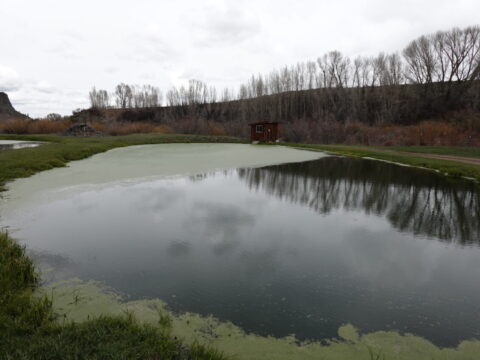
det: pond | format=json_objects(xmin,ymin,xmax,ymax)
[
  {"xmin": 0, "ymin": 139, "xmax": 43, "ymax": 150},
  {"xmin": 1, "ymin": 144, "xmax": 479, "ymax": 347}
]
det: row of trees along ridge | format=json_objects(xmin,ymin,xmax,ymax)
[{"xmin": 87, "ymin": 25, "xmax": 480, "ymax": 140}]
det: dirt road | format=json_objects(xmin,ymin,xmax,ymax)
[{"xmin": 379, "ymin": 149, "xmax": 480, "ymax": 166}]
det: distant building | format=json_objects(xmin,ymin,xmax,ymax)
[{"xmin": 249, "ymin": 122, "xmax": 281, "ymax": 142}]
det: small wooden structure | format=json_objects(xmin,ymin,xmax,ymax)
[{"xmin": 249, "ymin": 122, "xmax": 281, "ymax": 142}]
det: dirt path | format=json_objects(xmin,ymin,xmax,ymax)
[{"xmin": 378, "ymin": 149, "xmax": 480, "ymax": 166}]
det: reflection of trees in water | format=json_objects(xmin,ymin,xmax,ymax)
[{"xmin": 237, "ymin": 158, "xmax": 480, "ymax": 245}]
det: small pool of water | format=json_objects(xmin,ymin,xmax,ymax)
[
  {"xmin": 1, "ymin": 144, "xmax": 479, "ymax": 347},
  {"xmin": 0, "ymin": 140, "xmax": 43, "ymax": 150}
]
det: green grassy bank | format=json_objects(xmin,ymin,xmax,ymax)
[
  {"xmin": 380, "ymin": 146, "xmax": 480, "ymax": 158},
  {"xmin": 0, "ymin": 232, "xmax": 226, "ymax": 359},
  {"xmin": 281, "ymin": 143, "xmax": 480, "ymax": 181},
  {"xmin": 0, "ymin": 134, "xmax": 246, "ymax": 192}
]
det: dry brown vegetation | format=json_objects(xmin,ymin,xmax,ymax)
[
  {"xmin": 284, "ymin": 112, "xmax": 480, "ymax": 146},
  {"xmin": 0, "ymin": 118, "xmax": 176, "ymax": 136},
  {"xmin": 2, "ymin": 115, "xmax": 479, "ymax": 146},
  {"xmin": 0, "ymin": 118, "xmax": 71, "ymax": 134},
  {"xmin": 2, "ymin": 112, "xmax": 479, "ymax": 146},
  {"xmin": 91, "ymin": 121, "xmax": 172, "ymax": 136}
]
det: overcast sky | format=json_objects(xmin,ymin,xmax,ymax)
[{"xmin": 1, "ymin": 0, "xmax": 479, "ymax": 117}]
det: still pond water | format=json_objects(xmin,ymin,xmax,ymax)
[
  {"xmin": 2, "ymin": 144, "xmax": 480, "ymax": 347},
  {"xmin": 0, "ymin": 140, "xmax": 42, "ymax": 150}
]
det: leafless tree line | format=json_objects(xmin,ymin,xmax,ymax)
[
  {"xmin": 403, "ymin": 26, "xmax": 480, "ymax": 84},
  {"xmin": 89, "ymin": 84, "xmax": 162, "ymax": 109},
  {"xmin": 166, "ymin": 80, "xmax": 218, "ymax": 106},
  {"xmin": 230, "ymin": 25, "xmax": 479, "ymax": 97},
  {"xmin": 89, "ymin": 87, "xmax": 109, "ymax": 109},
  {"xmin": 165, "ymin": 25, "xmax": 479, "ymax": 127},
  {"xmin": 88, "ymin": 25, "xmax": 480, "ymax": 133}
]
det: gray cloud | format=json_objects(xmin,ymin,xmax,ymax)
[
  {"xmin": 32, "ymin": 81, "xmax": 57, "ymax": 94},
  {"xmin": 0, "ymin": 0, "xmax": 479, "ymax": 117},
  {"xmin": 104, "ymin": 66, "xmax": 119, "ymax": 74},
  {"xmin": 0, "ymin": 65, "xmax": 22, "ymax": 92},
  {"xmin": 118, "ymin": 26, "xmax": 182, "ymax": 64},
  {"xmin": 9, "ymin": 85, "xmax": 87, "ymax": 117},
  {"xmin": 45, "ymin": 42, "xmax": 83, "ymax": 60},
  {"xmin": 193, "ymin": 3, "xmax": 261, "ymax": 46}
]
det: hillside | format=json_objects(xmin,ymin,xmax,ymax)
[
  {"xmin": 0, "ymin": 92, "xmax": 29, "ymax": 121},
  {"xmin": 77, "ymin": 80, "xmax": 480, "ymax": 123}
]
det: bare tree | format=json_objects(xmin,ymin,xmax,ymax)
[
  {"xmin": 403, "ymin": 35, "xmax": 437, "ymax": 84},
  {"xmin": 46, "ymin": 113, "xmax": 63, "ymax": 121},
  {"xmin": 89, "ymin": 87, "xmax": 109, "ymax": 108},
  {"xmin": 115, "ymin": 83, "xmax": 130, "ymax": 108}
]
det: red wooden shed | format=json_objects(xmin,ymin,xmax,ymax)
[{"xmin": 249, "ymin": 122, "xmax": 281, "ymax": 142}]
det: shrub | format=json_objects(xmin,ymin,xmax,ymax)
[
  {"xmin": 28, "ymin": 120, "xmax": 71, "ymax": 134},
  {"xmin": 282, "ymin": 118, "xmax": 480, "ymax": 146},
  {"xmin": 0, "ymin": 118, "xmax": 30, "ymax": 134},
  {"xmin": 93, "ymin": 122, "xmax": 173, "ymax": 136},
  {"xmin": 208, "ymin": 121, "xmax": 226, "ymax": 136},
  {"xmin": 0, "ymin": 119, "xmax": 71, "ymax": 134}
]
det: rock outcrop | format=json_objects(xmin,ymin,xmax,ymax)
[
  {"xmin": 0, "ymin": 92, "xmax": 28, "ymax": 121},
  {"xmin": 63, "ymin": 123, "xmax": 105, "ymax": 137}
]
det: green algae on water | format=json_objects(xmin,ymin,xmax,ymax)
[{"xmin": 43, "ymin": 279, "xmax": 480, "ymax": 360}]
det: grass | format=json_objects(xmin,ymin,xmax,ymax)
[
  {"xmin": 375, "ymin": 145, "xmax": 480, "ymax": 158},
  {"xmin": 0, "ymin": 133, "xmax": 246, "ymax": 192},
  {"xmin": 280, "ymin": 143, "xmax": 480, "ymax": 181},
  {"xmin": 0, "ymin": 231, "xmax": 228, "ymax": 359}
]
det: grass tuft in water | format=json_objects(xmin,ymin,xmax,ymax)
[{"xmin": 157, "ymin": 309, "xmax": 174, "ymax": 333}]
